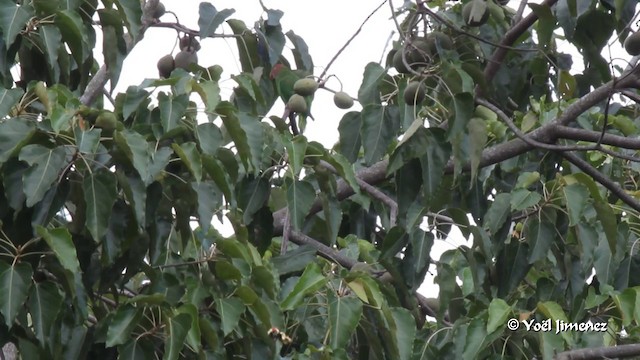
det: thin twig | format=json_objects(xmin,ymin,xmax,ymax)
[{"xmin": 318, "ymin": 0, "xmax": 387, "ymax": 81}]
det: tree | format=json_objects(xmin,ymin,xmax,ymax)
[{"xmin": 1, "ymin": 0, "xmax": 640, "ymax": 358}]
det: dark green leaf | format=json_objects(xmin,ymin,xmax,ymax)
[
  {"xmin": 158, "ymin": 93, "xmax": 188, "ymax": 134},
  {"xmin": 0, "ymin": 88, "xmax": 23, "ymax": 118},
  {"xmin": 215, "ymin": 297, "xmax": 245, "ymax": 336},
  {"xmin": 164, "ymin": 313, "xmax": 191, "ymax": 360},
  {"xmin": 19, "ymin": 145, "xmax": 67, "ymax": 207},
  {"xmin": 0, "ymin": 117, "xmax": 35, "ymax": 164},
  {"xmin": 281, "ymin": 262, "xmax": 327, "ymax": 310},
  {"xmin": 357, "ymin": 62, "xmax": 385, "ymax": 105},
  {"xmin": 84, "ymin": 170, "xmax": 118, "ymax": 242},
  {"xmin": 37, "ymin": 227, "xmax": 80, "ymax": 273},
  {"xmin": 361, "ymin": 104, "xmax": 400, "ymax": 166},
  {"xmin": 0, "ymin": 1, "xmax": 34, "ymax": 47},
  {"xmin": 286, "ymin": 179, "xmax": 316, "ymax": 230},
  {"xmin": 328, "ymin": 293, "xmax": 362, "ymax": 349},
  {"xmin": 106, "ymin": 305, "xmax": 143, "ymax": 347},
  {"xmin": 172, "ymin": 142, "xmax": 203, "ymax": 182},
  {"xmin": 0, "ymin": 263, "xmax": 32, "ymax": 327},
  {"xmin": 198, "ymin": 3, "xmax": 235, "ymax": 38},
  {"xmin": 338, "ymin": 111, "xmax": 362, "ymax": 163},
  {"xmin": 191, "ymin": 181, "xmax": 221, "ymax": 232}
]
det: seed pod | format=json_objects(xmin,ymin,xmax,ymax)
[
  {"xmin": 157, "ymin": 54, "xmax": 175, "ymax": 78},
  {"xmin": 293, "ymin": 78, "xmax": 319, "ymax": 96},
  {"xmin": 174, "ymin": 50, "xmax": 198, "ymax": 70},
  {"xmin": 287, "ymin": 94, "xmax": 308, "ymax": 113},
  {"xmin": 333, "ymin": 92, "xmax": 354, "ymax": 109},
  {"xmin": 403, "ymin": 81, "xmax": 426, "ymax": 105}
]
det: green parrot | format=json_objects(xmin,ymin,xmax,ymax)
[{"xmin": 269, "ymin": 63, "xmax": 315, "ymax": 135}]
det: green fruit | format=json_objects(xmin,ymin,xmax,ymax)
[
  {"xmin": 95, "ymin": 111, "xmax": 118, "ymax": 130},
  {"xmin": 174, "ymin": 50, "xmax": 198, "ymax": 70},
  {"xmin": 407, "ymin": 38, "xmax": 432, "ymax": 66},
  {"xmin": 463, "ymin": 0, "xmax": 490, "ymax": 27},
  {"xmin": 333, "ymin": 92, "xmax": 354, "ymax": 109},
  {"xmin": 393, "ymin": 49, "xmax": 411, "ymax": 73},
  {"xmin": 287, "ymin": 94, "xmax": 308, "ymax": 113},
  {"xmin": 180, "ymin": 35, "xmax": 201, "ymax": 52},
  {"xmin": 293, "ymin": 78, "xmax": 319, "ymax": 96},
  {"xmin": 625, "ymin": 32, "xmax": 640, "ymax": 56},
  {"xmin": 403, "ymin": 81, "xmax": 426, "ymax": 105},
  {"xmin": 425, "ymin": 32, "xmax": 453, "ymax": 58},
  {"xmin": 157, "ymin": 54, "xmax": 175, "ymax": 78},
  {"xmin": 152, "ymin": 2, "xmax": 166, "ymax": 19}
]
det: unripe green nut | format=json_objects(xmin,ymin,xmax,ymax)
[
  {"xmin": 333, "ymin": 92, "xmax": 354, "ymax": 109},
  {"xmin": 287, "ymin": 94, "xmax": 308, "ymax": 113},
  {"xmin": 174, "ymin": 50, "xmax": 198, "ymax": 70},
  {"xmin": 153, "ymin": 2, "xmax": 166, "ymax": 19},
  {"xmin": 95, "ymin": 111, "xmax": 118, "ymax": 130},
  {"xmin": 462, "ymin": 0, "xmax": 490, "ymax": 27},
  {"xmin": 157, "ymin": 54, "xmax": 175, "ymax": 78},
  {"xmin": 625, "ymin": 32, "xmax": 640, "ymax": 56},
  {"xmin": 293, "ymin": 78, "xmax": 319, "ymax": 96},
  {"xmin": 403, "ymin": 81, "xmax": 426, "ymax": 105}
]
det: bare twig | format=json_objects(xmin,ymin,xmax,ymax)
[{"xmin": 318, "ymin": 0, "xmax": 387, "ymax": 81}]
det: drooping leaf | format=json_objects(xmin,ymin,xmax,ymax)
[
  {"xmin": 36, "ymin": 227, "xmax": 80, "ymax": 273},
  {"xmin": 215, "ymin": 297, "xmax": 246, "ymax": 336},
  {"xmin": 361, "ymin": 104, "xmax": 400, "ymax": 166},
  {"xmin": 358, "ymin": 62, "xmax": 385, "ymax": 105},
  {"xmin": 0, "ymin": 262, "xmax": 32, "ymax": 328},
  {"xmin": 163, "ymin": 313, "xmax": 191, "ymax": 360},
  {"xmin": 19, "ymin": 144, "xmax": 67, "ymax": 207},
  {"xmin": 158, "ymin": 93, "xmax": 188, "ymax": 134},
  {"xmin": 487, "ymin": 298, "xmax": 511, "ymax": 334},
  {"xmin": 0, "ymin": 118, "xmax": 35, "ymax": 164},
  {"xmin": 55, "ymin": 10, "xmax": 89, "ymax": 65},
  {"xmin": 28, "ymin": 282, "xmax": 63, "ymax": 347},
  {"xmin": 83, "ymin": 170, "xmax": 118, "ymax": 242},
  {"xmin": 172, "ymin": 142, "xmax": 203, "ymax": 182},
  {"xmin": 286, "ymin": 179, "xmax": 316, "ymax": 230},
  {"xmin": 328, "ymin": 293, "xmax": 362, "ymax": 349},
  {"xmin": 191, "ymin": 181, "xmax": 221, "ymax": 232}
]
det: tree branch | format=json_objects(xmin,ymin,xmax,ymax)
[
  {"xmin": 562, "ymin": 152, "xmax": 640, "ymax": 212},
  {"xmin": 482, "ymin": 0, "xmax": 559, "ymax": 86},
  {"xmin": 554, "ymin": 343, "xmax": 640, "ymax": 360}
]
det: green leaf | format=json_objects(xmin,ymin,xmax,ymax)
[
  {"xmin": 286, "ymin": 179, "xmax": 316, "ymax": 230},
  {"xmin": 272, "ymin": 245, "xmax": 318, "ymax": 275},
  {"xmin": 118, "ymin": 339, "xmax": 153, "ymax": 360},
  {"xmin": 613, "ymin": 288, "xmax": 636, "ymax": 326},
  {"xmin": 466, "ymin": 117, "xmax": 487, "ymax": 182},
  {"xmin": 328, "ymin": 293, "xmax": 362, "ymax": 349},
  {"xmin": 0, "ymin": 118, "xmax": 35, "ymax": 164},
  {"xmin": 227, "ymin": 19, "xmax": 261, "ymax": 72},
  {"xmin": 338, "ymin": 111, "xmax": 362, "ymax": 163},
  {"xmin": 525, "ymin": 214, "xmax": 555, "ymax": 263},
  {"xmin": 114, "ymin": 0, "xmax": 142, "ymax": 42},
  {"xmin": 0, "ymin": 1, "xmax": 34, "ymax": 47},
  {"xmin": 237, "ymin": 176, "xmax": 270, "ymax": 225},
  {"xmin": 361, "ymin": 104, "xmax": 400, "ymax": 166},
  {"xmin": 419, "ymin": 129, "xmax": 451, "ymax": 201},
  {"xmin": 483, "ymin": 193, "xmax": 511, "ymax": 235},
  {"xmin": 158, "ymin": 93, "xmax": 188, "ymax": 134},
  {"xmin": 196, "ymin": 123, "xmax": 223, "ymax": 156},
  {"xmin": 37, "ymin": 227, "xmax": 80, "ymax": 273},
  {"xmin": 163, "ymin": 313, "xmax": 191, "ymax": 360},
  {"xmin": 285, "ymin": 135, "xmax": 307, "ymax": 177},
  {"xmin": 357, "ymin": 62, "xmax": 385, "ymax": 105},
  {"xmin": 238, "ymin": 112, "xmax": 264, "ymax": 173},
  {"xmin": 217, "ymin": 102, "xmax": 253, "ymax": 171},
  {"xmin": 84, "ymin": 170, "xmax": 118, "ymax": 242},
  {"xmin": 510, "ymin": 188, "xmax": 542, "ymax": 211},
  {"xmin": 99, "ymin": 9, "xmax": 127, "ymax": 92},
  {"xmin": 0, "ymin": 263, "xmax": 32, "ymax": 327},
  {"xmin": 39, "ymin": 25, "xmax": 62, "ymax": 80},
  {"xmin": 28, "ymin": 282, "xmax": 63, "ymax": 347},
  {"xmin": 120, "ymin": 87, "xmax": 150, "ymax": 120},
  {"xmin": 0, "ymin": 88, "xmax": 23, "ymax": 118},
  {"xmin": 172, "ymin": 142, "xmax": 203, "ymax": 182},
  {"xmin": 286, "ymin": 30, "xmax": 313, "ymax": 72},
  {"xmin": 530, "ymin": 3, "xmax": 556, "ymax": 48},
  {"xmin": 177, "ymin": 304, "xmax": 201, "ymax": 352},
  {"xmin": 19, "ymin": 144, "xmax": 67, "ymax": 207},
  {"xmin": 281, "ymin": 262, "xmax": 327, "ymax": 310},
  {"xmin": 594, "ymin": 201, "xmax": 617, "ymax": 254},
  {"xmin": 563, "ymin": 183, "xmax": 589, "ymax": 226},
  {"xmin": 191, "ymin": 181, "xmax": 221, "ymax": 232},
  {"xmin": 537, "ymin": 301, "xmax": 572, "ymax": 344},
  {"xmin": 75, "ymin": 128, "xmax": 102, "ymax": 155},
  {"xmin": 486, "ymin": 298, "xmax": 511, "ymax": 333},
  {"xmin": 106, "ymin": 305, "xmax": 143, "ymax": 347},
  {"xmin": 198, "ymin": 3, "xmax": 235, "ymax": 38},
  {"xmin": 215, "ymin": 297, "xmax": 246, "ymax": 336},
  {"xmin": 388, "ymin": 307, "xmax": 416, "ymax": 360},
  {"xmin": 193, "ymin": 80, "xmax": 221, "ymax": 115},
  {"xmin": 55, "ymin": 10, "xmax": 89, "ymax": 65},
  {"xmin": 463, "ymin": 317, "xmax": 488, "ymax": 360},
  {"xmin": 323, "ymin": 151, "xmax": 361, "ymax": 196}
]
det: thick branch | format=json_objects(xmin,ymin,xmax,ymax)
[
  {"xmin": 554, "ymin": 343, "xmax": 640, "ymax": 360},
  {"xmin": 554, "ymin": 126, "xmax": 640, "ymax": 149},
  {"xmin": 562, "ymin": 152, "xmax": 640, "ymax": 212},
  {"xmin": 482, "ymin": 0, "xmax": 559, "ymax": 85}
]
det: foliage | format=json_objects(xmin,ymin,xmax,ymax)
[{"xmin": 1, "ymin": 0, "xmax": 640, "ymax": 359}]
